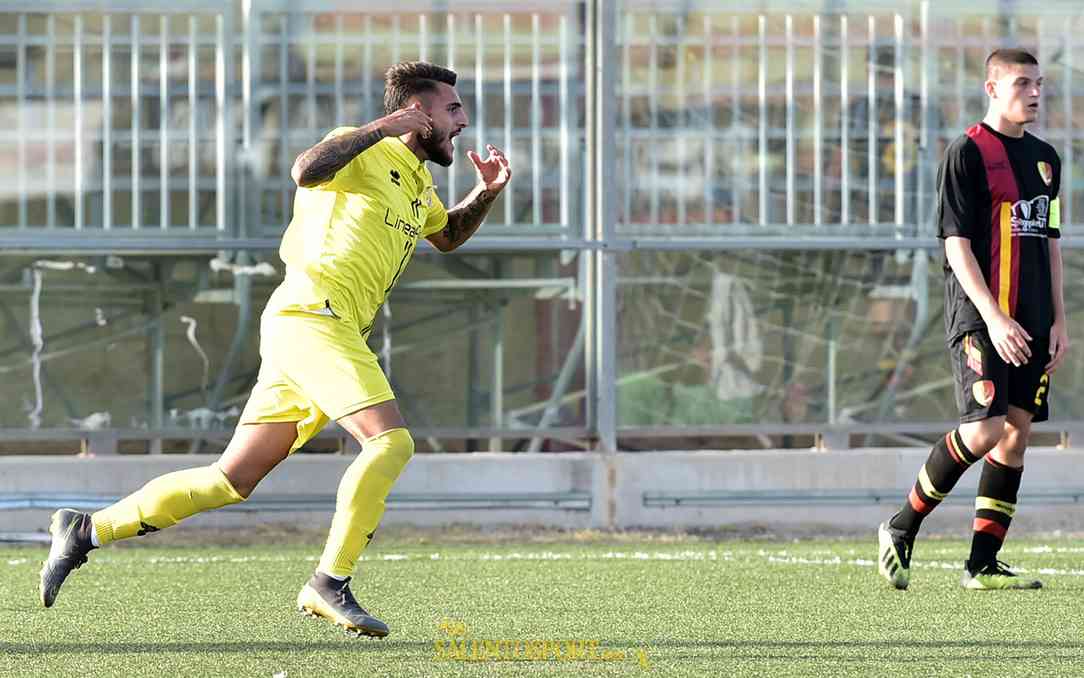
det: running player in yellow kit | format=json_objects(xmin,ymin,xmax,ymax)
[{"xmin": 38, "ymin": 62, "xmax": 512, "ymax": 638}]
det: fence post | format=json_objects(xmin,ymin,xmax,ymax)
[{"xmin": 586, "ymin": 0, "xmax": 618, "ymax": 527}]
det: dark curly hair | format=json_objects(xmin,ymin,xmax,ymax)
[{"xmin": 383, "ymin": 61, "xmax": 458, "ymax": 115}]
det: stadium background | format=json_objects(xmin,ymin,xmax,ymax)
[
  {"xmin": 0, "ymin": 0, "xmax": 1083, "ymax": 526},
  {"xmin": 5, "ymin": 5, "xmax": 1084, "ymax": 674}
]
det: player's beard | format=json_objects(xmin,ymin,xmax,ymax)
[{"xmin": 420, "ymin": 127, "xmax": 454, "ymax": 167}]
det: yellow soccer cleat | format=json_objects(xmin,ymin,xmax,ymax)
[{"xmin": 297, "ymin": 573, "xmax": 389, "ymax": 638}]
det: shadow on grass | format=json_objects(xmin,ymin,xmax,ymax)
[
  {"xmin": 619, "ymin": 640, "xmax": 1084, "ymax": 649},
  {"xmin": 603, "ymin": 639, "xmax": 1084, "ymax": 662},
  {"xmin": 5, "ymin": 639, "xmax": 1084, "ymax": 657},
  {"xmin": 0, "ymin": 641, "xmax": 434, "ymax": 655}
]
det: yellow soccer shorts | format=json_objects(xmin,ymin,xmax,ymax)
[{"xmin": 239, "ymin": 306, "xmax": 395, "ymax": 454}]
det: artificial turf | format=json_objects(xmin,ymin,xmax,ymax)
[{"xmin": 2, "ymin": 536, "xmax": 1083, "ymax": 677}]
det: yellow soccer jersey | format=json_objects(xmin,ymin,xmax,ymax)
[{"xmin": 273, "ymin": 128, "xmax": 449, "ymax": 334}]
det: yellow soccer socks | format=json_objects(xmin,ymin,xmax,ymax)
[
  {"xmin": 317, "ymin": 428, "xmax": 415, "ymax": 578},
  {"xmin": 91, "ymin": 464, "xmax": 246, "ymax": 546},
  {"xmin": 90, "ymin": 428, "xmax": 414, "ymax": 576}
]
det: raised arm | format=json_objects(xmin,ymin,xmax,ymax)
[
  {"xmin": 427, "ymin": 144, "xmax": 512, "ymax": 252},
  {"xmin": 290, "ymin": 104, "xmax": 434, "ymax": 188}
]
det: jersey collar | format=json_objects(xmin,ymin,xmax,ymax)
[{"xmin": 386, "ymin": 136, "xmax": 430, "ymax": 175}]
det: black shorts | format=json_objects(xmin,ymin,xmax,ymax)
[{"xmin": 950, "ymin": 329, "xmax": 1050, "ymax": 423}]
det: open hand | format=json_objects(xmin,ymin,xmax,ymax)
[
  {"xmin": 1046, "ymin": 319, "xmax": 1070, "ymax": 373},
  {"xmin": 986, "ymin": 311, "xmax": 1032, "ymax": 367},
  {"xmin": 468, "ymin": 144, "xmax": 512, "ymax": 192}
]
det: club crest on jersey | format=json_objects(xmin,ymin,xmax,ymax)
[
  {"xmin": 1037, "ymin": 161, "xmax": 1053, "ymax": 186},
  {"xmin": 389, "ymin": 169, "xmax": 401, "ymax": 186},
  {"xmin": 973, "ymin": 380, "xmax": 995, "ymax": 407}
]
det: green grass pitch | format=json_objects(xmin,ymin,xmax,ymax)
[{"xmin": 3, "ymin": 535, "xmax": 1084, "ymax": 677}]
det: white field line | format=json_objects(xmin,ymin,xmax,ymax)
[
  {"xmin": 762, "ymin": 553, "xmax": 1084, "ymax": 577},
  {"xmin": 6, "ymin": 550, "xmax": 734, "ymax": 567},
  {"xmin": 137, "ymin": 550, "xmax": 730, "ymax": 564},
  {"xmin": 8, "ymin": 548, "xmax": 1084, "ymax": 576}
]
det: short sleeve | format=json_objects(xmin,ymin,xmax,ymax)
[
  {"xmin": 937, "ymin": 136, "xmax": 984, "ymax": 240},
  {"xmin": 422, "ymin": 188, "xmax": 449, "ymax": 237},
  {"xmin": 309, "ymin": 126, "xmax": 367, "ymax": 192},
  {"xmin": 1048, "ymin": 150, "xmax": 1063, "ymax": 238}
]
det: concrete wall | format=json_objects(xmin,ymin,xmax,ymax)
[
  {"xmin": 3, "ymin": 449, "xmax": 1084, "ymax": 534},
  {"xmin": 608, "ymin": 449, "xmax": 1084, "ymax": 534}
]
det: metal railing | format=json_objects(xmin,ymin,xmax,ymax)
[
  {"xmin": 0, "ymin": 3, "xmax": 233, "ymax": 238},
  {"xmin": 0, "ymin": 1, "xmax": 584, "ymax": 246},
  {"xmin": 5, "ymin": 1, "xmax": 1081, "ymax": 247}
]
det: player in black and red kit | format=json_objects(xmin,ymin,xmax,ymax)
[{"xmin": 877, "ymin": 49, "xmax": 1070, "ymax": 590}]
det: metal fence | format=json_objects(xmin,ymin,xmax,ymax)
[
  {"xmin": 2, "ymin": 0, "xmax": 1084, "ymax": 451},
  {"xmin": 4, "ymin": 1, "xmax": 1083, "ymax": 244},
  {"xmin": 0, "ymin": 0, "xmax": 584, "ymax": 246}
]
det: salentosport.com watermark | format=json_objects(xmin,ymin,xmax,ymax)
[{"xmin": 432, "ymin": 619, "xmax": 651, "ymax": 668}]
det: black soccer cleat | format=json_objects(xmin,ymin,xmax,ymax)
[
  {"xmin": 39, "ymin": 509, "xmax": 96, "ymax": 608},
  {"xmin": 297, "ymin": 572, "xmax": 390, "ymax": 638},
  {"xmin": 877, "ymin": 521, "xmax": 914, "ymax": 590}
]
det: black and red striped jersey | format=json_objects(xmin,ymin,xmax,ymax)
[{"xmin": 936, "ymin": 122, "xmax": 1062, "ymax": 344}]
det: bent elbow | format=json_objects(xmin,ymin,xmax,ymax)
[
  {"xmin": 427, "ymin": 236, "xmax": 455, "ymax": 253},
  {"xmin": 291, "ymin": 157, "xmax": 323, "ymax": 188},
  {"xmin": 290, "ymin": 161, "xmax": 306, "ymax": 188}
]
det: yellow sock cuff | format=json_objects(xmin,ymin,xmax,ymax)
[
  {"xmin": 92, "ymin": 516, "xmax": 114, "ymax": 547},
  {"xmin": 363, "ymin": 426, "xmax": 409, "ymax": 443},
  {"xmin": 209, "ymin": 463, "xmax": 246, "ymax": 504}
]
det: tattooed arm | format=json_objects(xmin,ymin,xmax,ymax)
[
  {"xmin": 290, "ymin": 124, "xmax": 383, "ymax": 188},
  {"xmin": 429, "ymin": 185, "xmax": 500, "ymax": 252},
  {"xmin": 290, "ymin": 104, "xmax": 433, "ymax": 188},
  {"xmin": 427, "ymin": 144, "xmax": 513, "ymax": 252}
]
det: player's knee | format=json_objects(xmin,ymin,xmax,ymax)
[
  {"xmin": 350, "ymin": 425, "xmax": 414, "ymax": 458},
  {"xmin": 380, "ymin": 427, "xmax": 415, "ymax": 469},
  {"xmin": 356, "ymin": 427, "xmax": 415, "ymax": 476},
  {"xmin": 960, "ymin": 423, "xmax": 1002, "ymax": 457},
  {"xmin": 1000, "ymin": 426, "xmax": 1029, "ymax": 458},
  {"xmin": 973, "ymin": 434, "xmax": 1001, "ymax": 457}
]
